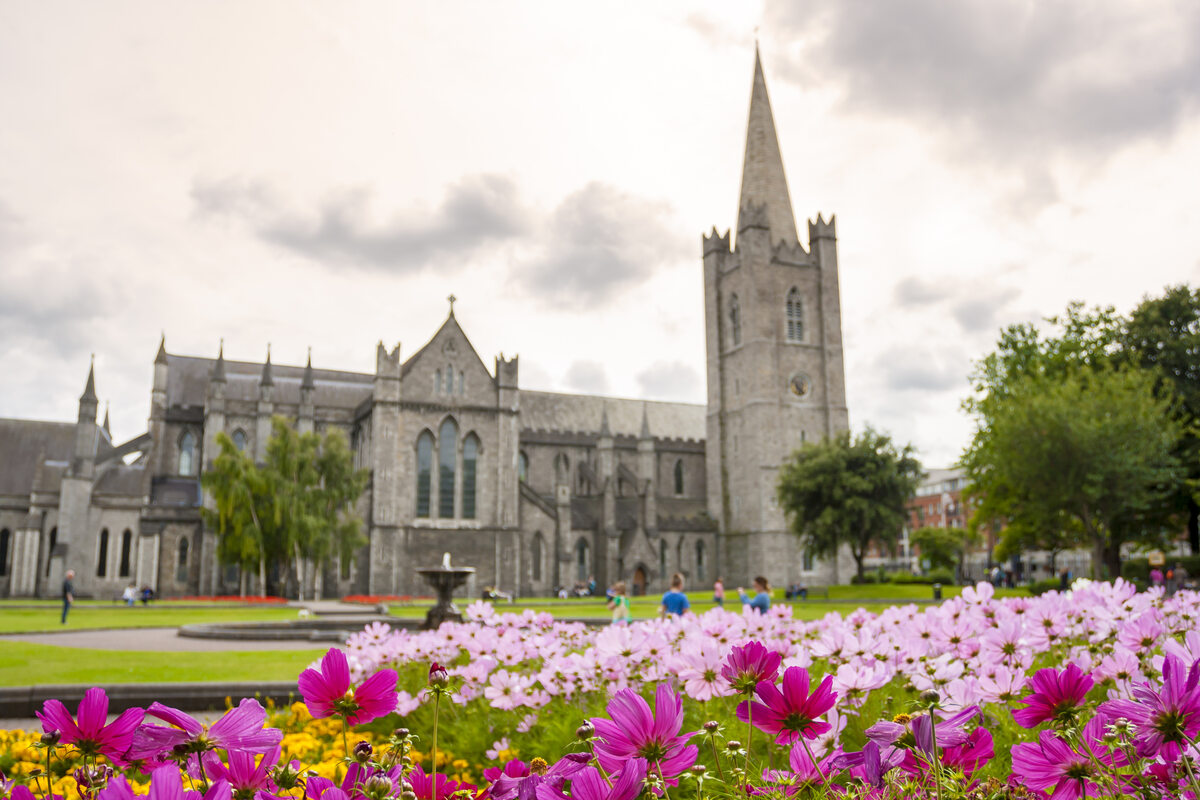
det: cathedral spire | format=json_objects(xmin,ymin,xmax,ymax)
[
  {"xmin": 102, "ymin": 402, "xmax": 111, "ymax": 435},
  {"xmin": 212, "ymin": 339, "xmax": 227, "ymax": 382},
  {"xmin": 301, "ymin": 347, "xmax": 315, "ymax": 390},
  {"xmin": 639, "ymin": 403, "xmax": 651, "ymax": 439},
  {"xmin": 599, "ymin": 406, "xmax": 612, "ymax": 438},
  {"xmin": 736, "ymin": 46, "xmax": 799, "ymax": 245},
  {"xmin": 81, "ymin": 356, "xmax": 98, "ymax": 404},
  {"xmin": 155, "ymin": 334, "xmax": 168, "ymax": 366},
  {"xmin": 260, "ymin": 345, "xmax": 273, "ymax": 387}
]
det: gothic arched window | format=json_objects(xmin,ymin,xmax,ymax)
[
  {"xmin": 658, "ymin": 539, "xmax": 667, "ymax": 578},
  {"xmin": 803, "ymin": 549, "xmax": 814, "ymax": 572},
  {"xmin": 695, "ymin": 540, "xmax": 706, "ymax": 582},
  {"xmin": 445, "ymin": 364, "xmax": 454, "ymax": 395},
  {"xmin": 786, "ymin": 288, "xmax": 804, "ymax": 342},
  {"xmin": 179, "ymin": 431, "xmax": 197, "ymax": 476},
  {"xmin": 97, "ymin": 529, "xmax": 109, "ymax": 577},
  {"xmin": 518, "ymin": 451, "xmax": 529, "ymax": 483},
  {"xmin": 438, "ymin": 418, "xmax": 458, "ymax": 518},
  {"xmin": 673, "ymin": 459, "xmax": 684, "ymax": 496},
  {"xmin": 531, "ymin": 532, "xmax": 544, "ymax": 582},
  {"xmin": 232, "ymin": 429, "xmax": 247, "ymax": 452},
  {"xmin": 434, "ymin": 370, "xmax": 442, "ymax": 395},
  {"xmin": 416, "ymin": 431, "xmax": 434, "ymax": 517},
  {"xmin": 176, "ymin": 536, "xmax": 189, "ymax": 583},
  {"xmin": 0, "ymin": 528, "xmax": 9, "ymax": 576},
  {"xmin": 462, "ymin": 433, "xmax": 480, "ymax": 519},
  {"xmin": 729, "ymin": 293, "xmax": 742, "ymax": 347},
  {"xmin": 45, "ymin": 527, "xmax": 56, "ymax": 577},
  {"xmin": 119, "ymin": 529, "xmax": 132, "ymax": 577},
  {"xmin": 576, "ymin": 538, "xmax": 589, "ymax": 583}
]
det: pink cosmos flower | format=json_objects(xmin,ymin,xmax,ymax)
[
  {"xmin": 721, "ymin": 641, "xmax": 782, "ymax": 694},
  {"xmin": 198, "ymin": 745, "xmax": 281, "ymax": 798},
  {"xmin": 1100, "ymin": 654, "xmax": 1200, "ymax": 762},
  {"xmin": 1012, "ymin": 663, "xmax": 1093, "ymax": 728},
  {"xmin": 490, "ymin": 753, "xmax": 590, "ymax": 800},
  {"xmin": 534, "ymin": 759, "xmax": 647, "ymax": 800},
  {"xmin": 676, "ymin": 641, "xmax": 734, "ymax": 702},
  {"xmin": 1010, "ymin": 717, "xmax": 1113, "ymax": 799},
  {"xmin": 97, "ymin": 765, "xmax": 231, "ymax": 800},
  {"xmin": 736, "ymin": 666, "xmax": 837, "ymax": 745},
  {"xmin": 129, "ymin": 698, "xmax": 282, "ymax": 763},
  {"xmin": 37, "ymin": 687, "xmax": 145, "ymax": 763},
  {"xmin": 298, "ymin": 648, "xmax": 398, "ymax": 725},
  {"xmin": 590, "ymin": 684, "xmax": 698, "ymax": 779},
  {"xmin": 407, "ymin": 763, "xmax": 474, "ymax": 800},
  {"xmin": 940, "ymin": 727, "xmax": 994, "ymax": 776}
]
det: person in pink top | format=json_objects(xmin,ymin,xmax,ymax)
[{"xmin": 713, "ymin": 578, "xmax": 725, "ymax": 607}]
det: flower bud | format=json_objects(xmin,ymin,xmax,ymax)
[
  {"xmin": 703, "ymin": 720, "xmax": 720, "ymax": 734},
  {"xmin": 428, "ymin": 662, "xmax": 449, "ymax": 688},
  {"xmin": 364, "ymin": 774, "xmax": 393, "ymax": 800},
  {"xmin": 352, "ymin": 740, "xmax": 374, "ymax": 763},
  {"xmin": 575, "ymin": 722, "xmax": 595, "ymax": 740},
  {"xmin": 690, "ymin": 765, "xmax": 707, "ymax": 775},
  {"xmin": 40, "ymin": 731, "xmax": 62, "ymax": 747},
  {"xmin": 725, "ymin": 740, "xmax": 743, "ymax": 752},
  {"xmin": 273, "ymin": 763, "xmax": 302, "ymax": 790},
  {"xmin": 919, "ymin": 690, "xmax": 940, "ymax": 706},
  {"xmin": 394, "ymin": 727, "xmax": 410, "ymax": 740},
  {"xmin": 400, "ymin": 793, "xmax": 417, "ymax": 800}
]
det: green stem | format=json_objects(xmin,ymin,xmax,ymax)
[
  {"xmin": 44, "ymin": 744, "xmax": 54, "ymax": 798},
  {"xmin": 928, "ymin": 714, "xmax": 942, "ymax": 800},
  {"xmin": 745, "ymin": 701, "xmax": 753, "ymax": 786},
  {"xmin": 800, "ymin": 737, "xmax": 827, "ymax": 788},
  {"xmin": 708, "ymin": 735, "xmax": 725, "ymax": 782},
  {"xmin": 432, "ymin": 691, "xmax": 442, "ymax": 787},
  {"xmin": 655, "ymin": 761, "xmax": 672, "ymax": 800}
]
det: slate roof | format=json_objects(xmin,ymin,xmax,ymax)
[
  {"xmin": 520, "ymin": 392, "xmax": 705, "ymax": 442},
  {"xmin": 166, "ymin": 355, "xmax": 373, "ymax": 410},
  {"xmin": 0, "ymin": 418, "xmax": 75, "ymax": 496},
  {"xmin": 94, "ymin": 463, "xmax": 146, "ymax": 496}
]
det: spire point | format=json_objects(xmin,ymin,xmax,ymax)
[
  {"xmin": 447, "ymin": 293, "xmax": 457, "ymax": 317},
  {"xmin": 737, "ymin": 46, "xmax": 799, "ymax": 245},
  {"xmin": 599, "ymin": 405, "xmax": 612, "ymax": 437},
  {"xmin": 212, "ymin": 339, "xmax": 227, "ymax": 382},
  {"xmin": 640, "ymin": 402, "xmax": 651, "ymax": 439},
  {"xmin": 301, "ymin": 347, "xmax": 315, "ymax": 390},
  {"xmin": 260, "ymin": 344, "xmax": 274, "ymax": 386},
  {"xmin": 102, "ymin": 402, "xmax": 111, "ymax": 434},
  {"xmin": 81, "ymin": 357, "xmax": 98, "ymax": 403},
  {"xmin": 155, "ymin": 334, "xmax": 168, "ymax": 365}
]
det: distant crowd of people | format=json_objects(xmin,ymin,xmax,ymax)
[{"xmin": 601, "ymin": 572, "xmax": 775, "ymax": 625}]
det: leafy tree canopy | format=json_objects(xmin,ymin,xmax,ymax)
[{"xmin": 777, "ymin": 427, "xmax": 922, "ymax": 580}]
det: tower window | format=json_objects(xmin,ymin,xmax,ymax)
[
  {"xmin": 518, "ymin": 451, "xmax": 529, "ymax": 483},
  {"xmin": 0, "ymin": 528, "xmax": 9, "ymax": 576},
  {"xmin": 416, "ymin": 431, "xmax": 434, "ymax": 517},
  {"xmin": 695, "ymin": 540, "xmax": 706, "ymax": 582},
  {"xmin": 434, "ymin": 370, "xmax": 441, "ymax": 394},
  {"xmin": 576, "ymin": 538, "xmax": 590, "ymax": 583},
  {"xmin": 729, "ymin": 293, "xmax": 742, "ymax": 347},
  {"xmin": 179, "ymin": 431, "xmax": 197, "ymax": 476},
  {"xmin": 463, "ymin": 434, "xmax": 479, "ymax": 519},
  {"xmin": 531, "ymin": 532, "xmax": 544, "ymax": 582},
  {"xmin": 674, "ymin": 459, "xmax": 684, "ymax": 496},
  {"xmin": 786, "ymin": 288, "xmax": 804, "ymax": 342},
  {"xmin": 177, "ymin": 536, "xmax": 189, "ymax": 582},
  {"xmin": 438, "ymin": 418, "xmax": 458, "ymax": 518}
]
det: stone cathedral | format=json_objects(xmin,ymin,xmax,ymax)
[{"xmin": 0, "ymin": 52, "xmax": 851, "ymax": 600}]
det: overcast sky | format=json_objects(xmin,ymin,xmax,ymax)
[{"xmin": 2, "ymin": 0, "xmax": 1199, "ymax": 468}]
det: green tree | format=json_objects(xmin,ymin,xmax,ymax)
[
  {"xmin": 1123, "ymin": 285, "xmax": 1200, "ymax": 554},
  {"xmin": 963, "ymin": 366, "xmax": 1182, "ymax": 579},
  {"xmin": 910, "ymin": 525, "xmax": 973, "ymax": 575},
  {"xmin": 777, "ymin": 427, "xmax": 922, "ymax": 581},
  {"xmin": 202, "ymin": 417, "xmax": 368, "ymax": 599}
]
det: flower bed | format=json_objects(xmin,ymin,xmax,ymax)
[{"xmin": 3, "ymin": 579, "xmax": 1199, "ymax": 799}]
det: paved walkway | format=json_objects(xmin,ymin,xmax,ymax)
[{"xmin": 2, "ymin": 627, "xmax": 329, "ymax": 652}]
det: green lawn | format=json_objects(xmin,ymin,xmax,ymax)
[
  {"xmin": 0, "ymin": 606, "xmax": 299, "ymax": 634},
  {"xmin": 0, "ymin": 642, "xmax": 319, "ymax": 687}
]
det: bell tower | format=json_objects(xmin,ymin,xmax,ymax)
[{"xmin": 703, "ymin": 48, "xmax": 850, "ymax": 586}]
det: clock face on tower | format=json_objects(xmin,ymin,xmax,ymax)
[{"xmin": 788, "ymin": 373, "xmax": 812, "ymax": 399}]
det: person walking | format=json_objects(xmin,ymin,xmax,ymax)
[
  {"xmin": 122, "ymin": 582, "xmax": 137, "ymax": 607},
  {"xmin": 61, "ymin": 569, "xmax": 75, "ymax": 624},
  {"xmin": 712, "ymin": 577, "xmax": 725, "ymax": 607},
  {"xmin": 738, "ymin": 575, "xmax": 771, "ymax": 614},
  {"xmin": 607, "ymin": 581, "xmax": 632, "ymax": 625},
  {"xmin": 659, "ymin": 572, "xmax": 690, "ymax": 618}
]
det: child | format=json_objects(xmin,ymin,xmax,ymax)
[
  {"xmin": 713, "ymin": 578, "xmax": 725, "ymax": 607},
  {"xmin": 660, "ymin": 572, "xmax": 691, "ymax": 618},
  {"xmin": 607, "ymin": 581, "xmax": 632, "ymax": 624}
]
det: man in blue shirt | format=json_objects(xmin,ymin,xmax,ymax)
[{"xmin": 660, "ymin": 572, "xmax": 690, "ymax": 618}]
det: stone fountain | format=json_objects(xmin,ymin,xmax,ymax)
[{"xmin": 417, "ymin": 553, "xmax": 475, "ymax": 629}]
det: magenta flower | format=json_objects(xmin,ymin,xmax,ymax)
[
  {"xmin": 1100, "ymin": 654, "xmax": 1200, "ymax": 762},
  {"xmin": 534, "ymin": 759, "xmax": 647, "ymax": 800},
  {"xmin": 490, "ymin": 753, "xmax": 590, "ymax": 800},
  {"xmin": 98, "ymin": 766, "xmax": 230, "ymax": 800},
  {"xmin": 199, "ymin": 746, "xmax": 280, "ymax": 799},
  {"xmin": 1012, "ymin": 663, "xmax": 1094, "ymax": 728},
  {"xmin": 590, "ymin": 684, "xmax": 698, "ymax": 779},
  {"xmin": 298, "ymin": 648, "xmax": 399, "ymax": 725},
  {"xmin": 940, "ymin": 728, "xmax": 994, "ymax": 777},
  {"xmin": 130, "ymin": 698, "xmax": 282, "ymax": 763},
  {"xmin": 736, "ymin": 667, "xmax": 837, "ymax": 745},
  {"xmin": 37, "ymin": 687, "xmax": 144, "ymax": 763},
  {"xmin": 407, "ymin": 763, "xmax": 474, "ymax": 800},
  {"xmin": 1010, "ymin": 717, "xmax": 1113, "ymax": 799},
  {"xmin": 721, "ymin": 641, "xmax": 782, "ymax": 694}
]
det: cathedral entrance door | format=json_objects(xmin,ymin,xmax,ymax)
[{"xmin": 632, "ymin": 566, "xmax": 647, "ymax": 596}]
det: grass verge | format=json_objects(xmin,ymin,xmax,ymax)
[
  {"xmin": 0, "ymin": 642, "xmax": 320, "ymax": 687},
  {"xmin": 0, "ymin": 606, "xmax": 298, "ymax": 634}
]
